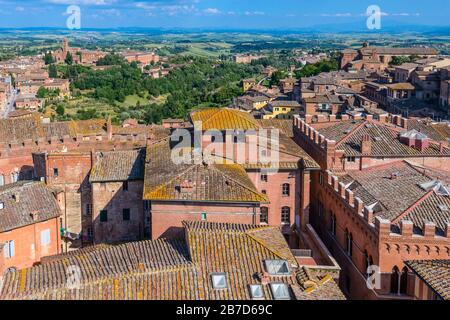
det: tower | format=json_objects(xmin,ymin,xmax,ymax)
[{"xmin": 63, "ymin": 38, "xmax": 69, "ymax": 54}]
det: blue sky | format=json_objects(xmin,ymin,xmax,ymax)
[{"xmin": 0, "ymin": 0, "xmax": 449, "ymax": 29}]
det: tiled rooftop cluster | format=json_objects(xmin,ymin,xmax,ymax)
[
  {"xmin": 294, "ymin": 114, "xmax": 450, "ymax": 158},
  {"xmin": 0, "ymin": 221, "xmax": 345, "ymax": 300},
  {"xmin": 324, "ymin": 161, "xmax": 450, "ymax": 236}
]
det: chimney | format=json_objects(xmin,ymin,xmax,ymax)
[
  {"xmin": 390, "ymin": 172, "xmax": 399, "ymax": 180},
  {"xmin": 12, "ymin": 194, "xmax": 19, "ymax": 203},
  {"xmin": 260, "ymin": 272, "xmax": 270, "ymax": 285},
  {"xmin": 30, "ymin": 211, "xmax": 39, "ymax": 222},
  {"xmin": 361, "ymin": 134, "xmax": 372, "ymax": 154}
]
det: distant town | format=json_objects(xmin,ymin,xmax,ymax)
[{"xmin": 0, "ymin": 29, "xmax": 449, "ymax": 302}]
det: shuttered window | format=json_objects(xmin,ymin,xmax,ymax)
[{"xmin": 41, "ymin": 229, "xmax": 51, "ymax": 246}]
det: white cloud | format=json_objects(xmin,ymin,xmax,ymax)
[
  {"xmin": 203, "ymin": 8, "xmax": 220, "ymax": 15},
  {"xmin": 47, "ymin": 0, "xmax": 116, "ymax": 5}
]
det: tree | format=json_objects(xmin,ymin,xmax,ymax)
[
  {"xmin": 96, "ymin": 53, "xmax": 126, "ymax": 66},
  {"xmin": 49, "ymin": 64, "xmax": 58, "ymax": 78},
  {"xmin": 36, "ymin": 87, "xmax": 47, "ymax": 99},
  {"xmin": 65, "ymin": 52, "xmax": 73, "ymax": 65},
  {"xmin": 44, "ymin": 53, "xmax": 54, "ymax": 65},
  {"xmin": 55, "ymin": 104, "xmax": 65, "ymax": 116}
]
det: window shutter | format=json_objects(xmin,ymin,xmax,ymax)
[
  {"xmin": 41, "ymin": 229, "xmax": 51, "ymax": 246},
  {"xmin": 3, "ymin": 242, "xmax": 9, "ymax": 258},
  {"xmin": 10, "ymin": 241, "xmax": 15, "ymax": 258}
]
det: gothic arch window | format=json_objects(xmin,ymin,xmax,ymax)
[
  {"xmin": 260, "ymin": 207, "xmax": 269, "ymax": 224},
  {"xmin": 391, "ymin": 266, "xmax": 408, "ymax": 295},
  {"xmin": 390, "ymin": 266, "xmax": 400, "ymax": 294},
  {"xmin": 330, "ymin": 213, "xmax": 336, "ymax": 237},
  {"xmin": 400, "ymin": 267, "xmax": 408, "ymax": 295},
  {"xmin": 364, "ymin": 250, "xmax": 373, "ymax": 275},
  {"xmin": 345, "ymin": 229, "xmax": 353, "ymax": 258}
]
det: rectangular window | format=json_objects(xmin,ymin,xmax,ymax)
[
  {"xmin": 53, "ymin": 168, "xmax": 59, "ymax": 177},
  {"xmin": 282, "ymin": 184, "xmax": 290, "ymax": 197},
  {"xmin": 87, "ymin": 228, "xmax": 93, "ymax": 239},
  {"xmin": 201, "ymin": 212, "xmax": 207, "ymax": 221},
  {"xmin": 123, "ymin": 181, "xmax": 129, "ymax": 192},
  {"xmin": 261, "ymin": 174, "xmax": 268, "ymax": 182},
  {"xmin": 86, "ymin": 204, "xmax": 92, "ymax": 216},
  {"xmin": 4, "ymin": 240, "xmax": 15, "ymax": 259},
  {"xmin": 40, "ymin": 229, "xmax": 51, "ymax": 246},
  {"xmin": 123, "ymin": 208, "xmax": 131, "ymax": 221},
  {"xmin": 100, "ymin": 210, "xmax": 108, "ymax": 222},
  {"xmin": 347, "ymin": 157, "xmax": 356, "ymax": 163}
]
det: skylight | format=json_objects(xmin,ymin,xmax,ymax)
[
  {"xmin": 249, "ymin": 284, "xmax": 264, "ymax": 300},
  {"xmin": 269, "ymin": 283, "xmax": 291, "ymax": 300},
  {"xmin": 419, "ymin": 181, "xmax": 450, "ymax": 196},
  {"xmin": 438, "ymin": 204, "xmax": 448, "ymax": 212},
  {"xmin": 265, "ymin": 260, "xmax": 291, "ymax": 276},
  {"xmin": 211, "ymin": 273, "xmax": 227, "ymax": 289}
]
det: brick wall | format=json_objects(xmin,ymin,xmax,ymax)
[{"xmin": 92, "ymin": 181, "xmax": 144, "ymax": 244}]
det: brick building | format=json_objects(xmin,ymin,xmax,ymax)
[
  {"xmin": 293, "ymin": 113, "xmax": 450, "ymax": 299},
  {"xmin": 0, "ymin": 181, "xmax": 61, "ymax": 274},
  {"xmin": 89, "ymin": 149, "xmax": 147, "ymax": 244},
  {"xmin": 341, "ymin": 42, "xmax": 438, "ymax": 71},
  {"xmin": 52, "ymin": 39, "xmax": 106, "ymax": 66},
  {"xmin": 121, "ymin": 51, "xmax": 160, "ymax": 66}
]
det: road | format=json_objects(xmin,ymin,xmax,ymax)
[
  {"xmin": 258, "ymin": 76, "xmax": 269, "ymax": 86},
  {"xmin": 1, "ymin": 86, "xmax": 16, "ymax": 119}
]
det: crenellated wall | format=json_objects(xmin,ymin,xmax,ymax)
[{"xmin": 316, "ymin": 169, "xmax": 450, "ymax": 298}]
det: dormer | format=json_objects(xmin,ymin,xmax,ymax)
[{"xmin": 399, "ymin": 130, "xmax": 429, "ymax": 152}]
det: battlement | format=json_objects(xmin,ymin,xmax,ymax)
[
  {"xmin": 298, "ymin": 112, "xmax": 409, "ymax": 129},
  {"xmin": 0, "ymin": 133, "xmax": 151, "ymax": 159},
  {"xmin": 323, "ymin": 170, "xmax": 450, "ymax": 241}
]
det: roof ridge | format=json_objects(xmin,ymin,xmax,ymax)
[
  {"xmin": 335, "ymin": 120, "xmax": 368, "ymax": 145},
  {"xmin": 144, "ymin": 163, "xmax": 197, "ymax": 197},
  {"xmin": 211, "ymin": 164, "xmax": 268, "ymax": 202},
  {"xmin": 245, "ymin": 228, "xmax": 297, "ymax": 266},
  {"xmin": 391, "ymin": 190, "xmax": 435, "ymax": 225}
]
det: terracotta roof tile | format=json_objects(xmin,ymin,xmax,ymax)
[
  {"xmin": 90, "ymin": 149, "xmax": 145, "ymax": 182},
  {"xmin": 406, "ymin": 260, "xmax": 450, "ymax": 300},
  {"xmin": 0, "ymin": 181, "xmax": 61, "ymax": 232}
]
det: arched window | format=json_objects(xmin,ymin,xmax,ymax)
[
  {"xmin": 260, "ymin": 207, "xmax": 269, "ymax": 224},
  {"xmin": 281, "ymin": 207, "xmax": 290, "ymax": 225},
  {"xmin": 400, "ymin": 267, "xmax": 408, "ymax": 295},
  {"xmin": 282, "ymin": 184, "xmax": 290, "ymax": 197},
  {"xmin": 345, "ymin": 229, "xmax": 353, "ymax": 257},
  {"xmin": 0, "ymin": 174, "xmax": 4, "ymax": 186},
  {"xmin": 391, "ymin": 266, "xmax": 400, "ymax": 294},
  {"xmin": 330, "ymin": 213, "xmax": 336, "ymax": 236},
  {"xmin": 364, "ymin": 251, "xmax": 373, "ymax": 275}
]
